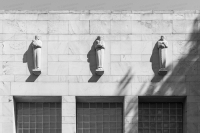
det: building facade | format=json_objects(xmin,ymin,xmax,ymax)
[{"xmin": 0, "ymin": 10, "xmax": 199, "ymax": 133}]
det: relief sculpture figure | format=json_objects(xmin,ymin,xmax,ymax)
[
  {"xmin": 95, "ymin": 36, "xmax": 105, "ymax": 75},
  {"xmin": 32, "ymin": 35, "xmax": 42, "ymax": 75},
  {"xmin": 158, "ymin": 36, "xmax": 168, "ymax": 75}
]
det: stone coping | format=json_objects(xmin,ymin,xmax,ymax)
[{"xmin": 0, "ymin": 10, "xmax": 199, "ymax": 14}]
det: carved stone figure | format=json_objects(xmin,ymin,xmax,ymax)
[
  {"xmin": 32, "ymin": 35, "xmax": 42, "ymax": 75},
  {"xmin": 157, "ymin": 36, "xmax": 168, "ymax": 75},
  {"xmin": 95, "ymin": 36, "xmax": 105, "ymax": 75}
]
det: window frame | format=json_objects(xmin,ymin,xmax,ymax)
[
  {"xmin": 14, "ymin": 96, "xmax": 62, "ymax": 133},
  {"xmin": 76, "ymin": 96, "xmax": 124, "ymax": 133},
  {"xmin": 138, "ymin": 96, "xmax": 186, "ymax": 133}
]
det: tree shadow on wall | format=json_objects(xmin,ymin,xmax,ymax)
[
  {"xmin": 117, "ymin": 68, "xmax": 133, "ymax": 94},
  {"xmin": 87, "ymin": 37, "xmax": 102, "ymax": 82},
  {"xmin": 23, "ymin": 42, "xmax": 39, "ymax": 82},
  {"xmin": 114, "ymin": 15, "xmax": 200, "ymax": 133}
]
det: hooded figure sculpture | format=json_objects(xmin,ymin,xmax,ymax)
[
  {"xmin": 95, "ymin": 36, "xmax": 105, "ymax": 75},
  {"xmin": 157, "ymin": 36, "xmax": 168, "ymax": 75},
  {"xmin": 32, "ymin": 35, "xmax": 42, "ymax": 75}
]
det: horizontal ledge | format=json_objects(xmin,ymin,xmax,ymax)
[
  {"xmin": 0, "ymin": 10, "xmax": 198, "ymax": 14},
  {"xmin": 138, "ymin": 96, "xmax": 186, "ymax": 103},
  {"xmin": 76, "ymin": 96, "xmax": 124, "ymax": 102},
  {"xmin": 14, "ymin": 96, "xmax": 62, "ymax": 102}
]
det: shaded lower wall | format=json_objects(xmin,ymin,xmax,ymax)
[{"xmin": 0, "ymin": 10, "xmax": 200, "ymax": 133}]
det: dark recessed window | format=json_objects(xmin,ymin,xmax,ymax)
[
  {"xmin": 16, "ymin": 102, "xmax": 61, "ymax": 133},
  {"xmin": 138, "ymin": 102, "xmax": 183, "ymax": 133},
  {"xmin": 77, "ymin": 102, "xmax": 123, "ymax": 133}
]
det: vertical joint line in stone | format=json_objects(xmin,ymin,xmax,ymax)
[
  {"xmin": 109, "ymin": 19, "xmax": 111, "ymax": 35},
  {"xmin": 89, "ymin": 20, "xmax": 91, "ymax": 35},
  {"xmin": 47, "ymin": 38, "xmax": 49, "ymax": 75},
  {"xmin": 25, "ymin": 20, "xmax": 27, "ymax": 34},
  {"xmin": 67, "ymin": 62, "xmax": 69, "ymax": 81},
  {"xmin": 1, "ymin": 20, "xmax": 3, "ymax": 37},
  {"xmin": 68, "ymin": 20, "xmax": 69, "ymax": 34}
]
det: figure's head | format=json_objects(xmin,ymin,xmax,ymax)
[
  {"xmin": 161, "ymin": 36, "xmax": 165, "ymax": 40},
  {"xmin": 97, "ymin": 36, "xmax": 103, "ymax": 41},
  {"xmin": 35, "ymin": 35, "xmax": 40, "ymax": 40},
  {"xmin": 97, "ymin": 36, "xmax": 101, "ymax": 40}
]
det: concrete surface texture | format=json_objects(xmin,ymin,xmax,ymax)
[{"xmin": 0, "ymin": 10, "xmax": 199, "ymax": 133}]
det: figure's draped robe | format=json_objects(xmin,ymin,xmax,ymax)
[
  {"xmin": 33, "ymin": 40, "xmax": 42, "ymax": 69},
  {"xmin": 158, "ymin": 41, "xmax": 168, "ymax": 71},
  {"xmin": 96, "ymin": 48, "xmax": 105, "ymax": 69}
]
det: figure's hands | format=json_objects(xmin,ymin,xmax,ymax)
[
  {"xmin": 32, "ymin": 40, "xmax": 38, "ymax": 48},
  {"xmin": 99, "ymin": 41, "xmax": 104, "ymax": 47},
  {"xmin": 159, "ymin": 42, "xmax": 167, "ymax": 48},
  {"xmin": 95, "ymin": 39, "xmax": 105, "ymax": 49},
  {"xmin": 96, "ymin": 40, "xmax": 102, "ymax": 47},
  {"xmin": 161, "ymin": 44, "xmax": 165, "ymax": 48}
]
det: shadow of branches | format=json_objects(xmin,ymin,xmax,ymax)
[{"xmin": 114, "ymin": 14, "xmax": 200, "ymax": 133}]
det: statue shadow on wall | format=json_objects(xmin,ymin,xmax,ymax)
[
  {"xmin": 87, "ymin": 38, "xmax": 102, "ymax": 82},
  {"xmin": 150, "ymin": 42, "xmax": 164, "ymax": 82},
  {"xmin": 23, "ymin": 42, "xmax": 40, "ymax": 82}
]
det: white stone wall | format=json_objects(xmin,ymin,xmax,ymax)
[{"xmin": 0, "ymin": 10, "xmax": 200, "ymax": 133}]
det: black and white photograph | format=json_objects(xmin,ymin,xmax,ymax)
[{"xmin": 0, "ymin": 0, "xmax": 199, "ymax": 133}]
